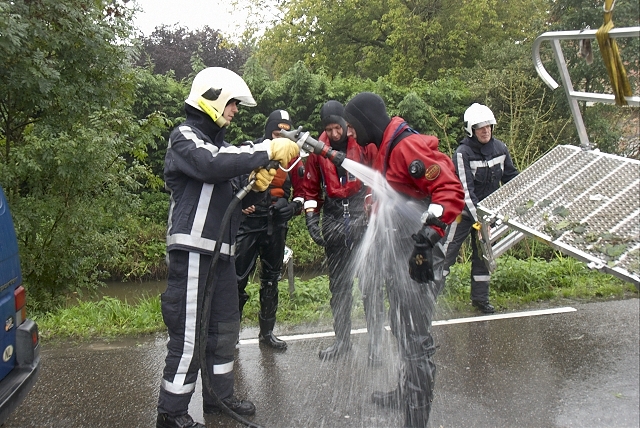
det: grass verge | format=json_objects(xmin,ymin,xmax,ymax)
[{"xmin": 35, "ymin": 256, "xmax": 637, "ymax": 341}]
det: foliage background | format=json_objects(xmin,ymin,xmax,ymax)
[{"xmin": 0, "ymin": 0, "xmax": 638, "ymax": 313}]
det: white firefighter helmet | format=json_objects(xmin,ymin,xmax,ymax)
[
  {"xmin": 185, "ymin": 67, "xmax": 256, "ymax": 127},
  {"xmin": 463, "ymin": 103, "xmax": 496, "ymax": 137}
]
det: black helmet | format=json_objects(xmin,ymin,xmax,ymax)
[{"xmin": 264, "ymin": 109, "xmax": 293, "ymax": 139}]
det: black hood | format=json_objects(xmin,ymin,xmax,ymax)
[
  {"xmin": 343, "ymin": 92, "xmax": 390, "ymax": 147},
  {"xmin": 184, "ymin": 104, "xmax": 225, "ymax": 145},
  {"xmin": 320, "ymin": 100, "xmax": 348, "ymax": 149}
]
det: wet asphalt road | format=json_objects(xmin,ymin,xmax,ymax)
[{"xmin": 3, "ymin": 298, "xmax": 638, "ymax": 428}]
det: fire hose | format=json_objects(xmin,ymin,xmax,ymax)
[{"xmin": 199, "ymin": 128, "xmax": 344, "ymax": 427}]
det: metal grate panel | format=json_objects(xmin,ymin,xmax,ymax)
[{"xmin": 478, "ymin": 145, "xmax": 640, "ymax": 287}]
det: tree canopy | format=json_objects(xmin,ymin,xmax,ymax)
[
  {"xmin": 252, "ymin": 0, "xmax": 549, "ymax": 84},
  {"xmin": 0, "ymin": 0, "xmax": 136, "ymax": 157},
  {"xmin": 136, "ymin": 25, "xmax": 251, "ymax": 80},
  {"xmin": 0, "ymin": 0, "xmax": 165, "ymax": 310}
]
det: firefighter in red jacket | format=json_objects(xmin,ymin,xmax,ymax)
[
  {"xmin": 236, "ymin": 110, "xmax": 305, "ymax": 350},
  {"xmin": 303, "ymin": 100, "xmax": 385, "ymax": 364},
  {"xmin": 344, "ymin": 92, "xmax": 465, "ymax": 428}
]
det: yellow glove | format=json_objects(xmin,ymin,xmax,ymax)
[
  {"xmin": 250, "ymin": 168, "xmax": 277, "ymax": 192},
  {"xmin": 269, "ymin": 137, "xmax": 300, "ymax": 167}
]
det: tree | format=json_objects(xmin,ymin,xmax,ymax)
[
  {"xmin": 252, "ymin": 0, "xmax": 394, "ymax": 80},
  {"xmin": 0, "ymin": 0, "xmax": 166, "ymax": 311},
  {"xmin": 543, "ymin": 0, "xmax": 640, "ymax": 153},
  {"xmin": 130, "ymin": 66, "xmax": 188, "ymax": 179},
  {"xmin": 252, "ymin": 0, "xmax": 549, "ymax": 84},
  {"xmin": 0, "ymin": 0, "xmax": 136, "ymax": 159},
  {"xmin": 136, "ymin": 25, "xmax": 251, "ymax": 80}
]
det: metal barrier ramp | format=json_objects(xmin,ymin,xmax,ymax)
[{"xmin": 477, "ymin": 145, "xmax": 640, "ymax": 287}]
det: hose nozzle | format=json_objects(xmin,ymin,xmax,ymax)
[{"xmin": 280, "ymin": 127, "xmax": 346, "ymax": 166}]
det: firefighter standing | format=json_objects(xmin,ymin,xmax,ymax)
[
  {"xmin": 303, "ymin": 100, "xmax": 385, "ymax": 364},
  {"xmin": 236, "ymin": 110, "xmax": 305, "ymax": 350},
  {"xmin": 343, "ymin": 92, "xmax": 465, "ymax": 427},
  {"xmin": 157, "ymin": 67, "xmax": 300, "ymax": 428},
  {"xmin": 441, "ymin": 103, "xmax": 519, "ymax": 314}
]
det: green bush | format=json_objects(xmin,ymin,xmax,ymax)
[
  {"xmin": 229, "ymin": 275, "xmax": 334, "ymax": 326},
  {"xmin": 285, "ymin": 214, "xmax": 325, "ymax": 268}
]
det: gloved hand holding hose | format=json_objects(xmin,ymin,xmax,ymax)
[
  {"xmin": 250, "ymin": 168, "xmax": 277, "ymax": 192},
  {"xmin": 269, "ymin": 137, "xmax": 300, "ymax": 167},
  {"xmin": 408, "ymin": 209, "xmax": 446, "ymax": 283},
  {"xmin": 249, "ymin": 138, "xmax": 300, "ymax": 192},
  {"xmin": 305, "ymin": 211, "xmax": 325, "ymax": 247},
  {"xmin": 278, "ymin": 128, "xmax": 346, "ymax": 167}
]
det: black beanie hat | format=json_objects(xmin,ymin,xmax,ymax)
[
  {"xmin": 264, "ymin": 109, "xmax": 293, "ymax": 139},
  {"xmin": 320, "ymin": 100, "xmax": 348, "ymax": 147},
  {"xmin": 343, "ymin": 92, "xmax": 390, "ymax": 147}
]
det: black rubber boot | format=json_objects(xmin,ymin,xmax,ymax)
[
  {"xmin": 258, "ymin": 315, "xmax": 287, "ymax": 350},
  {"xmin": 472, "ymin": 300, "xmax": 495, "ymax": 314},
  {"xmin": 404, "ymin": 402, "xmax": 432, "ymax": 428},
  {"xmin": 258, "ymin": 282, "xmax": 287, "ymax": 349},
  {"xmin": 371, "ymin": 388, "xmax": 402, "ymax": 408},
  {"xmin": 321, "ymin": 286, "xmax": 352, "ymax": 361},
  {"xmin": 203, "ymin": 396, "xmax": 256, "ymax": 416},
  {"xmin": 368, "ymin": 337, "xmax": 382, "ymax": 366},
  {"xmin": 156, "ymin": 413, "xmax": 205, "ymax": 428},
  {"xmin": 363, "ymin": 287, "xmax": 385, "ymax": 367},
  {"xmin": 318, "ymin": 339, "xmax": 351, "ymax": 360}
]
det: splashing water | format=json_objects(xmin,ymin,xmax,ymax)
[
  {"xmin": 324, "ymin": 157, "xmax": 444, "ymax": 424},
  {"xmin": 340, "ymin": 158, "xmax": 383, "ymax": 189}
]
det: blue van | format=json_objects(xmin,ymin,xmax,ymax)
[{"xmin": 0, "ymin": 185, "xmax": 40, "ymax": 424}]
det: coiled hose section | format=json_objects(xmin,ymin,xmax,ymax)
[{"xmin": 198, "ymin": 180, "xmax": 265, "ymax": 428}]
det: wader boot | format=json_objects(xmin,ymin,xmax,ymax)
[
  {"xmin": 258, "ymin": 315, "xmax": 287, "ymax": 349},
  {"xmin": 404, "ymin": 402, "xmax": 432, "ymax": 428},
  {"xmin": 363, "ymin": 288, "xmax": 385, "ymax": 366},
  {"xmin": 371, "ymin": 388, "xmax": 402, "ymax": 408},
  {"xmin": 258, "ymin": 281, "xmax": 287, "ymax": 349},
  {"xmin": 319, "ymin": 293, "xmax": 352, "ymax": 360},
  {"xmin": 403, "ymin": 357, "xmax": 436, "ymax": 428},
  {"xmin": 367, "ymin": 324, "xmax": 383, "ymax": 366}
]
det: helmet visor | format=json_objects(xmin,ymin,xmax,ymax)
[{"xmin": 472, "ymin": 120, "xmax": 495, "ymax": 130}]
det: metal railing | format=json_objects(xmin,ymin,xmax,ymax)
[
  {"xmin": 473, "ymin": 28, "xmax": 640, "ymax": 288},
  {"xmin": 532, "ymin": 26, "xmax": 640, "ymax": 148}
]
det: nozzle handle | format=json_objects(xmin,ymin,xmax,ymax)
[
  {"xmin": 279, "ymin": 127, "xmax": 325, "ymax": 155},
  {"xmin": 279, "ymin": 127, "xmax": 346, "ymax": 166},
  {"xmin": 265, "ymin": 159, "xmax": 281, "ymax": 170}
]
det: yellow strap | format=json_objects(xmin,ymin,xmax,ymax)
[{"xmin": 595, "ymin": 0, "xmax": 632, "ymax": 105}]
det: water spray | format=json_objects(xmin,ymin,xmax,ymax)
[{"xmin": 198, "ymin": 129, "xmax": 348, "ymax": 427}]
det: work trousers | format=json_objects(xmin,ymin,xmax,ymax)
[
  {"xmin": 387, "ymin": 236, "xmax": 445, "ymax": 427},
  {"xmin": 235, "ymin": 215, "xmax": 287, "ymax": 319},
  {"xmin": 157, "ymin": 250, "xmax": 240, "ymax": 416},
  {"xmin": 441, "ymin": 213, "xmax": 490, "ymax": 302},
  {"xmin": 323, "ymin": 212, "xmax": 384, "ymax": 346}
]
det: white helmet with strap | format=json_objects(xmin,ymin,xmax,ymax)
[
  {"xmin": 185, "ymin": 67, "xmax": 256, "ymax": 127},
  {"xmin": 463, "ymin": 103, "xmax": 496, "ymax": 137}
]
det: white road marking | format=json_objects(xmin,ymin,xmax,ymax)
[{"xmin": 238, "ymin": 306, "xmax": 577, "ymax": 345}]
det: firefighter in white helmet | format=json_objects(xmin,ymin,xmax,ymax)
[
  {"xmin": 157, "ymin": 67, "xmax": 299, "ymax": 428},
  {"xmin": 441, "ymin": 103, "xmax": 519, "ymax": 314}
]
